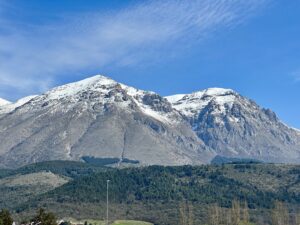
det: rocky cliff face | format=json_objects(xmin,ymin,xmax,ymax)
[
  {"xmin": 167, "ymin": 88, "xmax": 300, "ymax": 163},
  {"xmin": 0, "ymin": 75, "xmax": 299, "ymax": 168}
]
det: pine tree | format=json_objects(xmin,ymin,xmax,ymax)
[
  {"xmin": 32, "ymin": 208, "xmax": 57, "ymax": 225},
  {"xmin": 0, "ymin": 209, "xmax": 13, "ymax": 225}
]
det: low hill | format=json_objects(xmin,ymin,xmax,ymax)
[{"xmin": 0, "ymin": 171, "xmax": 69, "ymax": 209}]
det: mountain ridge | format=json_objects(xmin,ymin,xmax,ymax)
[
  {"xmin": 0, "ymin": 75, "xmax": 299, "ymax": 168},
  {"xmin": 0, "ymin": 98, "xmax": 11, "ymax": 107}
]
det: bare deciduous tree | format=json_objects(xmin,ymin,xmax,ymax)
[
  {"xmin": 242, "ymin": 200, "xmax": 250, "ymax": 223},
  {"xmin": 209, "ymin": 203, "xmax": 220, "ymax": 225},
  {"xmin": 179, "ymin": 201, "xmax": 194, "ymax": 225},
  {"xmin": 231, "ymin": 199, "xmax": 241, "ymax": 225},
  {"xmin": 271, "ymin": 201, "xmax": 289, "ymax": 225}
]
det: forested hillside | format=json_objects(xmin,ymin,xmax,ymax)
[{"xmin": 1, "ymin": 162, "xmax": 299, "ymax": 225}]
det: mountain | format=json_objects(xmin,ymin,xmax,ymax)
[
  {"xmin": 0, "ymin": 75, "xmax": 210, "ymax": 168},
  {"xmin": 0, "ymin": 95, "xmax": 38, "ymax": 116},
  {"xmin": 0, "ymin": 98, "xmax": 11, "ymax": 107},
  {"xmin": 0, "ymin": 75, "xmax": 299, "ymax": 168},
  {"xmin": 166, "ymin": 88, "xmax": 300, "ymax": 163}
]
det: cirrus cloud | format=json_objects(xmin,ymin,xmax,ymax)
[{"xmin": 0, "ymin": 0, "xmax": 269, "ymax": 100}]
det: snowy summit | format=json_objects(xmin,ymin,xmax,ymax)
[{"xmin": 166, "ymin": 88, "xmax": 237, "ymax": 117}]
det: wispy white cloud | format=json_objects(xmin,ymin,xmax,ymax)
[{"xmin": 0, "ymin": 0, "xmax": 269, "ymax": 100}]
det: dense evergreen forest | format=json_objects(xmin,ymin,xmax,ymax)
[{"xmin": 0, "ymin": 161, "xmax": 299, "ymax": 225}]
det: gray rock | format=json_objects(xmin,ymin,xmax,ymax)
[
  {"xmin": 0, "ymin": 76, "xmax": 299, "ymax": 168},
  {"xmin": 0, "ymin": 75, "xmax": 209, "ymax": 168},
  {"xmin": 167, "ymin": 88, "xmax": 300, "ymax": 163}
]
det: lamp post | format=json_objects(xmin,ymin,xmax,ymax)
[{"xmin": 106, "ymin": 179, "xmax": 110, "ymax": 225}]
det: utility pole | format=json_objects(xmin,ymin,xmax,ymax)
[{"xmin": 106, "ymin": 179, "xmax": 110, "ymax": 225}]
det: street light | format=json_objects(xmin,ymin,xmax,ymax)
[{"xmin": 106, "ymin": 179, "xmax": 110, "ymax": 225}]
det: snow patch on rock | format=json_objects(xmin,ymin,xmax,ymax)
[
  {"xmin": 166, "ymin": 88, "xmax": 237, "ymax": 117},
  {"xmin": 44, "ymin": 75, "xmax": 116, "ymax": 101}
]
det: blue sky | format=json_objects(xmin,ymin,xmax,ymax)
[{"xmin": 0, "ymin": 0, "xmax": 299, "ymax": 128}]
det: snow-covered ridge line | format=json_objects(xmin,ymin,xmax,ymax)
[
  {"xmin": 292, "ymin": 127, "xmax": 300, "ymax": 133},
  {"xmin": 0, "ymin": 75, "xmax": 297, "ymax": 131},
  {"xmin": 166, "ymin": 87, "xmax": 237, "ymax": 117},
  {"xmin": 120, "ymin": 83, "xmax": 176, "ymax": 124},
  {"xmin": 0, "ymin": 74, "xmax": 300, "ymax": 167},
  {"xmin": 43, "ymin": 75, "xmax": 117, "ymax": 100},
  {"xmin": 165, "ymin": 94, "xmax": 186, "ymax": 103},
  {"xmin": 40, "ymin": 75, "xmax": 155, "ymax": 102},
  {"xmin": 0, "ymin": 98, "xmax": 11, "ymax": 107},
  {"xmin": 166, "ymin": 87, "xmax": 236, "ymax": 102},
  {"xmin": 278, "ymin": 120, "xmax": 300, "ymax": 134},
  {"xmin": 0, "ymin": 95, "xmax": 38, "ymax": 114},
  {"xmin": 3, "ymin": 75, "xmax": 175, "ymax": 124}
]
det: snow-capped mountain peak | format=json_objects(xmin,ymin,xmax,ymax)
[
  {"xmin": 6, "ymin": 75, "xmax": 179, "ymax": 125},
  {"xmin": 166, "ymin": 87, "xmax": 237, "ymax": 117},
  {"xmin": 39, "ymin": 75, "xmax": 153, "ymax": 104},
  {"xmin": 202, "ymin": 87, "xmax": 236, "ymax": 96},
  {"xmin": 43, "ymin": 75, "xmax": 118, "ymax": 101},
  {"xmin": 0, "ymin": 98, "xmax": 11, "ymax": 107},
  {"xmin": 0, "ymin": 75, "xmax": 299, "ymax": 168},
  {"xmin": 0, "ymin": 75, "xmax": 204, "ymax": 168}
]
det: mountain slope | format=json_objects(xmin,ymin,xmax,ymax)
[
  {"xmin": 166, "ymin": 88, "xmax": 300, "ymax": 163},
  {"xmin": 0, "ymin": 95, "xmax": 38, "ymax": 117},
  {"xmin": 0, "ymin": 75, "xmax": 299, "ymax": 168},
  {"xmin": 0, "ymin": 75, "xmax": 210, "ymax": 168}
]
